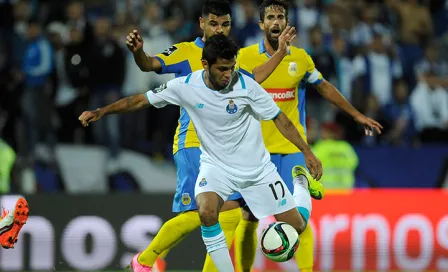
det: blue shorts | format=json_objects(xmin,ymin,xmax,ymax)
[
  {"xmin": 229, "ymin": 152, "xmax": 307, "ymax": 202},
  {"xmin": 172, "ymin": 147, "xmax": 241, "ymax": 212}
]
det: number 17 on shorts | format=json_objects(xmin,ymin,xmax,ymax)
[{"xmin": 240, "ymin": 170, "xmax": 297, "ymax": 219}]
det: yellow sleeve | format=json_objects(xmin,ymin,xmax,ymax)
[
  {"xmin": 236, "ymin": 48, "xmax": 255, "ymax": 79},
  {"xmin": 154, "ymin": 43, "xmax": 190, "ymax": 75},
  {"xmin": 305, "ymin": 53, "xmax": 324, "ymax": 85}
]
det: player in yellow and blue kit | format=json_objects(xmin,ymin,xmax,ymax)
[
  {"xmin": 124, "ymin": 1, "xmax": 296, "ymax": 271},
  {"xmin": 234, "ymin": 1, "xmax": 384, "ymax": 271}
]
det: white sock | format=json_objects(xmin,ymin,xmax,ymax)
[
  {"xmin": 293, "ymin": 175, "xmax": 312, "ymax": 223},
  {"xmin": 201, "ymin": 223, "xmax": 234, "ymax": 271}
]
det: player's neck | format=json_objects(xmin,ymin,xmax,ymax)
[{"xmin": 264, "ymin": 39, "xmax": 278, "ymax": 56}]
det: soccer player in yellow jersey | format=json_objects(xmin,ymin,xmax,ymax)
[
  {"xmin": 234, "ymin": 1, "xmax": 383, "ymax": 271},
  {"xmin": 124, "ymin": 1, "xmax": 296, "ymax": 271}
]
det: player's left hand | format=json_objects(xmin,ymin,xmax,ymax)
[
  {"xmin": 78, "ymin": 109, "xmax": 104, "ymax": 127},
  {"xmin": 354, "ymin": 114, "xmax": 383, "ymax": 136},
  {"xmin": 277, "ymin": 25, "xmax": 296, "ymax": 55},
  {"xmin": 303, "ymin": 150, "xmax": 323, "ymax": 181}
]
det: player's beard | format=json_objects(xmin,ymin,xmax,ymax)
[
  {"xmin": 265, "ymin": 28, "xmax": 282, "ymax": 51},
  {"xmin": 208, "ymin": 68, "xmax": 226, "ymax": 90}
]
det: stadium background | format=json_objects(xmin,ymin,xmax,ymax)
[{"xmin": 0, "ymin": 0, "xmax": 448, "ymax": 271}]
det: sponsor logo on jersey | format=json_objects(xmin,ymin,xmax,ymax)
[
  {"xmin": 288, "ymin": 62, "xmax": 298, "ymax": 76},
  {"xmin": 161, "ymin": 45, "xmax": 178, "ymax": 56},
  {"xmin": 195, "ymin": 103, "xmax": 204, "ymax": 109},
  {"xmin": 226, "ymin": 99, "xmax": 238, "ymax": 114},
  {"xmin": 199, "ymin": 178, "xmax": 207, "ymax": 187},
  {"xmin": 266, "ymin": 88, "xmax": 296, "ymax": 102},
  {"xmin": 181, "ymin": 193, "xmax": 191, "ymax": 205}
]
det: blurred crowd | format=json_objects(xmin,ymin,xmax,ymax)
[{"xmin": 0, "ymin": 0, "xmax": 447, "ymax": 170}]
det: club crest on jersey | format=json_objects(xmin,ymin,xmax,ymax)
[
  {"xmin": 226, "ymin": 99, "xmax": 238, "ymax": 114},
  {"xmin": 288, "ymin": 62, "xmax": 298, "ymax": 76},
  {"xmin": 199, "ymin": 178, "xmax": 207, "ymax": 187},
  {"xmin": 181, "ymin": 193, "xmax": 191, "ymax": 205}
]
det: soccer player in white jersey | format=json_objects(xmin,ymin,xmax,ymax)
[{"xmin": 79, "ymin": 34, "xmax": 322, "ymax": 271}]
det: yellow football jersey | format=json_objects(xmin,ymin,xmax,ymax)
[
  {"xmin": 155, "ymin": 38, "xmax": 205, "ymax": 154},
  {"xmin": 237, "ymin": 41, "xmax": 324, "ymax": 154}
]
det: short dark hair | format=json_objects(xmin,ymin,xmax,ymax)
[
  {"xmin": 202, "ymin": 34, "xmax": 239, "ymax": 66},
  {"xmin": 259, "ymin": 0, "xmax": 290, "ymax": 22},
  {"xmin": 202, "ymin": 0, "xmax": 232, "ymax": 17}
]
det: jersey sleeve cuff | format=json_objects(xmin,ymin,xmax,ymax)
[
  {"xmin": 154, "ymin": 56, "xmax": 166, "ymax": 74},
  {"xmin": 145, "ymin": 91, "xmax": 153, "ymax": 105},
  {"xmin": 271, "ymin": 109, "xmax": 282, "ymax": 120},
  {"xmin": 311, "ymin": 78, "xmax": 323, "ymax": 85}
]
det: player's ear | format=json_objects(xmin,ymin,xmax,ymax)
[
  {"xmin": 200, "ymin": 17, "xmax": 205, "ymax": 30},
  {"xmin": 201, "ymin": 59, "xmax": 208, "ymax": 70},
  {"xmin": 258, "ymin": 21, "xmax": 264, "ymax": 31}
]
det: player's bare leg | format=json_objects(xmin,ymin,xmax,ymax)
[
  {"xmin": 197, "ymin": 192, "xmax": 234, "ymax": 271},
  {"xmin": 203, "ymin": 200, "xmax": 242, "ymax": 272},
  {"xmin": 274, "ymin": 207, "xmax": 307, "ymax": 236},
  {"xmin": 0, "ymin": 197, "xmax": 29, "ymax": 249}
]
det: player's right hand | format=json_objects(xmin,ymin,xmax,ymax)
[
  {"xmin": 126, "ymin": 29, "xmax": 143, "ymax": 53},
  {"xmin": 303, "ymin": 150, "xmax": 323, "ymax": 181},
  {"xmin": 78, "ymin": 109, "xmax": 104, "ymax": 127},
  {"xmin": 277, "ymin": 26, "xmax": 296, "ymax": 55}
]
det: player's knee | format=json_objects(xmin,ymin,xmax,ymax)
[
  {"xmin": 287, "ymin": 214, "xmax": 307, "ymax": 234},
  {"xmin": 199, "ymin": 206, "xmax": 219, "ymax": 226},
  {"xmin": 241, "ymin": 206, "xmax": 258, "ymax": 222},
  {"xmin": 196, "ymin": 192, "xmax": 222, "ymax": 226},
  {"xmin": 294, "ymin": 215, "xmax": 307, "ymax": 234}
]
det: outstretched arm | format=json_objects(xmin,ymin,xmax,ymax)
[
  {"xmin": 100, "ymin": 93, "xmax": 150, "ymax": 115},
  {"xmin": 252, "ymin": 26, "xmax": 296, "ymax": 83},
  {"xmin": 126, "ymin": 30, "xmax": 162, "ymax": 72},
  {"xmin": 315, "ymin": 79, "xmax": 383, "ymax": 135},
  {"xmin": 78, "ymin": 94, "xmax": 149, "ymax": 127},
  {"xmin": 273, "ymin": 112, "xmax": 323, "ymax": 180}
]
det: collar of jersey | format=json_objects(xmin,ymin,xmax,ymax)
[
  {"xmin": 201, "ymin": 70, "xmax": 239, "ymax": 91},
  {"xmin": 258, "ymin": 39, "xmax": 291, "ymax": 57},
  {"xmin": 195, "ymin": 37, "xmax": 205, "ymax": 48}
]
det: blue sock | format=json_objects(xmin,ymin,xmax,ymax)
[
  {"xmin": 298, "ymin": 206, "xmax": 310, "ymax": 225},
  {"xmin": 201, "ymin": 223, "xmax": 234, "ymax": 271}
]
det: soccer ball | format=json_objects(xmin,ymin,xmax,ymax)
[{"xmin": 260, "ymin": 222, "xmax": 299, "ymax": 262}]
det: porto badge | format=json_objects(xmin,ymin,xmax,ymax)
[{"xmin": 226, "ymin": 99, "xmax": 238, "ymax": 114}]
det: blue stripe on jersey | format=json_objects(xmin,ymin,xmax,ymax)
[
  {"xmin": 238, "ymin": 68, "xmax": 254, "ymax": 79},
  {"xmin": 185, "ymin": 73, "xmax": 192, "ymax": 83},
  {"xmin": 298, "ymin": 81, "xmax": 307, "ymax": 135},
  {"xmin": 238, "ymin": 72, "xmax": 246, "ymax": 89},
  {"xmin": 154, "ymin": 57, "xmax": 192, "ymax": 77},
  {"xmin": 177, "ymin": 108, "xmax": 190, "ymax": 150},
  {"xmin": 314, "ymin": 78, "xmax": 323, "ymax": 85}
]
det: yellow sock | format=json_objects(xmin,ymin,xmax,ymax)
[
  {"xmin": 202, "ymin": 208, "xmax": 242, "ymax": 272},
  {"xmin": 295, "ymin": 223, "xmax": 314, "ymax": 271},
  {"xmin": 156, "ymin": 236, "xmax": 181, "ymax": 261},
  {"xmin": 138, "ymin": 211, "xmax": 201, "ymax": 266},
  {"xmin": 234, "ymin": 219, "xmax": 259, "ymax": 272},
  {"xmin": 158, "ymin": 247, "xmax": 171, "ymax": 260}
]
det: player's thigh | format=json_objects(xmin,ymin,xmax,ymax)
[
  {"xmin": 173, "ymin": 148, "xmax": 202, "ymax": 212},
  {"xmin": 239, "ymin": 170, "xmax": 296, "ymax": 220},
  {"xmin": 195, "ymin": 164, "xmax": 236, "ymax": 218},
  {"xmin": 221, "ymin": 191, "xmax": 243, "ymax": 212},
  {"xmin": 279, "ymin": 152, "xmax": 306, "ymax": 193}
]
